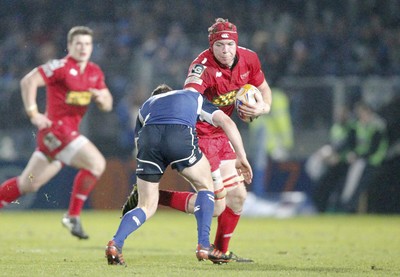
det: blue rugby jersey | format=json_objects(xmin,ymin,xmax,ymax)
[{"xmin": 135, "ymin": 90, "xmax": 220, "ymax": 136}]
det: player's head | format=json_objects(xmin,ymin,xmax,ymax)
[
  {"xmin": 208, "ymin": 18, "xmax": 238, "ymax": 67},
  {"xmin": 67, "ymin": 26, "xmax": 94, "ymax": 63},
  {"xmin": 151, "ymin": 84, "xmax": 173, "ymax": 96}
]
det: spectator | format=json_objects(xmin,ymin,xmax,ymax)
[
  {"xmin": 248, "ymin": 87, "xmax": 294, "ymax": 197},
  {"xmin": 339, "ymin": 101, "xmax": 389, "ymax": 212},
  {"xmin": 308, "ymin": 106, "xmax": 356, "ymax": 212}
]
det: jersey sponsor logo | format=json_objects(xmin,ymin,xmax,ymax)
[
  {"xmin": 69, "ymin": 68, "xmax": 78, "ymax": 76},
  {"xmin": 189, "ymin": 155, "xmax": 197, "ymax": 164},
  {"xmin": 184, "ymin": 76, "xmax": 203, "ymax": 86},
  {"xmin": 43, "ymin": 132, "xmax": 62, "ymax": 151},
  {"xmin": 240, "ymin": 71, "xmax": 250, "ymax": 79},
  {"xmin": 89, "ymin": 76, "xmax": 98, "ymax": 83},
  {"xmin": 211, "ymin": 89, "xmax": 238, "ymax": 107},
  {"xmin": 216, "ymin": 72, "xmax": 222, "ymax": 78},
  {"xmin": 42, "ymin": 59, "xmax": 66, "ymax": 77},
  {"xmin": 189, "ymin": 64, "xmax": 206, "ymax": 77},
  {"xmin": 131, "ymin": 216, "xmax": 142, "ymax": 226},
  {"xmin": 65, "ymin": 91, "xmax": 92, "ymax": 106}
]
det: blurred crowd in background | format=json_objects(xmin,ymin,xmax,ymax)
[{"xmin": 1, "ymin": 0, "xmax": 400, "ymax": 213}]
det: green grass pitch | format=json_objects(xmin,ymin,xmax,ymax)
[{"xmin": 1, "ymin": 210, "xmax": 399, "ymax": 276}]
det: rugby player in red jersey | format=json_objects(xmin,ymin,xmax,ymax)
[
  {"xmin": 164, "ymin": 18, "xmax": 272, "ymax": 263},
  {"xmin": 0, "ymin": 26, "xmax": 113, "ymax": 240}
]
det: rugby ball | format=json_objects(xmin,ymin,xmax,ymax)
[{"xmin": 235, "ymin": 84, "xmax": 260, "ymax": 122}]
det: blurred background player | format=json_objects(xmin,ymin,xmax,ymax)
[
  {"xmin": 106, "ymin": 85, "xmax": 252, "ymax": 265},
  {"xmin": 0, "ymin": 26, "xmax": 113, "ymax": 239},
  {"xmin": 120, "ymin": 18, "xmax": 272, "ymax": 262}
]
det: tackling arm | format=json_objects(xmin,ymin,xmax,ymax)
[{"xmin": 212, "ymin": 110, "xmax": 253, "ymax": 183}]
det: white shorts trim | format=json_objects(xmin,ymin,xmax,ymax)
[{"xmin": 55, "ymin": 135, "xmax": 89, "ymax": 165}]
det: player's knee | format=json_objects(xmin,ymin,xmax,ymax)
[
  {"xmin": 213, "ymin": 199, "xmax": 226, "ymax": 216},
  {"xmin": 17, "ymin": 176, "xmax": 43, "ymax": 193},
  {"xmin": 211, "ymin": 187, "xmax": 226, "ymax": 216},
  {"xmin": 226, "ymin": 184, "xmax": 247, "ymax": 209},
  {"xmin": 140, "ymin": 202, "xmax": 158, "ymax": 219},
  {"xmin": 236, "ymin": 187, "xmax": 247, "ymax": 204},
  {"xmin": 89, "ymin": 155, "xmax": 106, "ymax": 177},
  {"xmin": 194, "ymin": 182, "xmax": 211, "ymax": 191},
  {"xmin": 214, "ymin": 187, "xmax": 227, "ymax": 200}
]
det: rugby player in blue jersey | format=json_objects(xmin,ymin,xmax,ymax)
[{"xmin": 105, "ymin": 84, "xmax": 252, "ymax": 265}]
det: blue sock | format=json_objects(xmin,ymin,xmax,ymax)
[
  {"xmin": 113, "ymin": 208, "xmax": 147, "ymax": 249},
  {"xmin": 194, "ymin": 190, "xmax": 214, "ymax": 247}
]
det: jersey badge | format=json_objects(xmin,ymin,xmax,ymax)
[
  {"xmin": 69, "ymin": 68, "xmax": 78, "ymax": 76},
  {"xmin": 240, "ymin": 71, "xmax": 250, "ymax": 80},
  {"xmin": 189, "ymin": 64, "xmax": 206, "ymax": 77},
  {"xmin": 89, "ymin": 76, "xmax": 98, "ymax": 83}
]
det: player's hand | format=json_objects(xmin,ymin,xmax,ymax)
[
  {"xmin": 90, "ymin": 88, "xmax": 104, "ymax": 103},
  {"xmin": 90, "ymin": 88, "xmax": 113, "ymax": 112},
  {"xmin": 30, "ymin": 113, "xmax": 52, "ymax": 130},
  {"xmin": 235, "ymin": 158, "xmax": 253, "ymax": 184},
  {"xmin": 237, "ymin": 92, "xmax": 270, "ymax": 118}
]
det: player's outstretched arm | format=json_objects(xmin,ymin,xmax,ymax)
[{"xmin": 212, "ymin": 110, "xmax": 253, "ymax": 184}]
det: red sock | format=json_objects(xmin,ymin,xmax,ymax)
[
  {"xmin": 159, "ymin": 190, "xmax": 194, "ymax": 212},
  {"xmin": 0, "ymin": 177, "xmax": 21, "ymax": 208},
  {"xmin": 68, "ymin": 170, "xmax": 98, "ymax": 216},
  {"xmin": 214, "ymin": 206, "xmax": 241, "ymax": 253}
]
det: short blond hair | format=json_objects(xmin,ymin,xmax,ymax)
[{"xmin": 67, "ymin": 26, "xmax": 93, "ymax": 43}]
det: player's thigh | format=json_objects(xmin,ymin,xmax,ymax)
[
  {"xmin": 220, "ymin": 159, "xmax": 247, "ymax": 203},
  {"xmin": 220, "ymin": 159, "xmax": 244, "ymax": 191},
  {"xmin": 180, "ymin": 155, "xmax": 213, "ymax": 191},
  {"xmin": 68, "ymin": 139, "xmax": 106, "ymax": 176},
  {"xmin": 19, "ymin": 151, "xmax": 62, "ymax": 191}
]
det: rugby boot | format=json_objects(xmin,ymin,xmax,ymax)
[
  {"xmin": 105, "ymin": 240, "xmax": 126, "ymax": 266},
  {"xmin": 196, "ymin": 244, "xmax": 230, "ymax": 263},
  {"xmin": 62, "ymin": 214, "xmax": 89, "ymax": 240}
]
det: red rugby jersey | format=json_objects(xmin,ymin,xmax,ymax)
[{"xmin": 38, "ymin": 55, "xmax": 107, "ymax": 131}]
